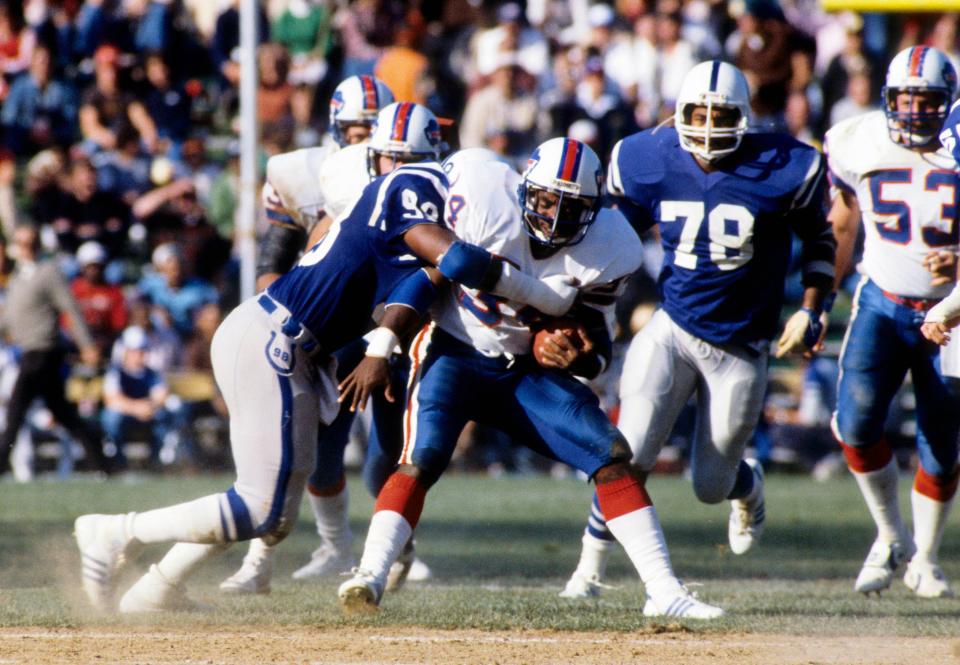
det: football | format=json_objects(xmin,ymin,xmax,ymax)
[{"xmin": 532, "ymin": 318, "xmax": 584, "ymax": 366}]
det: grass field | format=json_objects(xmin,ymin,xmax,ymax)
[{"xmin": 1, "ymin": 471, "xmax": 959, "ymax": 663}]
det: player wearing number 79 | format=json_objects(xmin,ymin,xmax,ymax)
[
  {"xmin": 826, "ymin": 46, "xmax": 960, "ymax": 598},
  {"xmin": 560, "ymin": 61, "xmax": 836, "ymax": 611}
]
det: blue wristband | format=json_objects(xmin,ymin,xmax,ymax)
[
  {"xmin": 436, "ymin": 241, "xmax": 496, "ymax": 289},
  {"xmin": 386, "ymin": 268, "xmax": 437, "ymax": 317}
]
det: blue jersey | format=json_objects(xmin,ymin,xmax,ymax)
[
  {"xmin": 608, "ymin": 127, "xmax": 829, "ymax": 345},
  {"xmin": 267, "ymin": 163, "xmax": 447, "ymax": 352}
]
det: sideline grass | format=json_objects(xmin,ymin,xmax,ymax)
[{"xmin": 0, "ymin": 471, "xmax": 957, "ymax": 634}]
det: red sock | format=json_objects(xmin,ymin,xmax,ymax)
[
  {"xmin": 596, "ymin": 475, "xmax": 652, "ymax": 521},
  {"xmin": 914, "ymin": 466, "xmax": 960, "ymax": 502},
  {"xmin": 374, "ymin": 473, "xmax": 427, "ymax": 528},
  {"xmin": 838, "ymin": 438, "xmax": 893, "ymax": 473}
]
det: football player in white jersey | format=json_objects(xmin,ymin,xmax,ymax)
[
  {"xmin": 826, "ymin": 46, "xmax": 960, "ymax": 598},
  {"xmin": 559, "ymin": 61, "xmax": 835, "ymax": 613},
  {"xmin": 336, "ymin": 139, "xmax": 727, "ymax": 619},
  {"xmin": 218, "ymin": 75, "xmax": 398, "ymax": 596}
]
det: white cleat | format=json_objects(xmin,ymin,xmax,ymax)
[
  {"xmin": 643, "ymin": 585, "xmax": 725, "ymax": 620},
  {"xmin": 406, "ymin": 556, "xmax": 433, "ymax": 583},
  {"xmin": 74, "ymin": 513, "xmax": 140, "ymax": 611},
  {"xmin": 291, "ymin": 543, "xmax": 355, "ymax": 580},
  {"xmin": 338, "ymin": 568, "xmax": 383, "ymax": 614},
  {"xmin": 855, "ymin": 539, "xmax": 915, "ymax": 595},
  {"xmin": 559, "ymin": 572, "xmax": 606, "ymax": 599},
  {"xmin": 728, "ymin": 458, "xmax": 765, "ymax": 555},
  {"xmin": 903, "ymin": 560, "xmax": 955, "ymax": 598},
  {"xmin": 219, "ymin": 555, "xmax": 273, "ymax": 594},
  {"xmin": 119, "ymin": 564, "xmax": 212, "ymax": 613}
]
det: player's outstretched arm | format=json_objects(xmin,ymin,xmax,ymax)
[
  {"xmin": 402, "ymin": 223, "xmax": 578, "ymax": 316},
  {"xmin": 338, "ymin": 267, "xmax": 444, "ymax": 412}
]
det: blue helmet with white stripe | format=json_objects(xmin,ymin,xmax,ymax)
[
  {"xmin": 674, "ymin": 60, "xmax": 751, "ymax": 162},
  {"xmin": 883, "ymin": 46, "xmax": 957, "ymax": 148},
  {"xmin": 518, "ymin": 137, "xmax": 602, "ymax": 248}
]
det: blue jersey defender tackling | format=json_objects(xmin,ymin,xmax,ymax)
[
  {"xmin": 73, "ymin": 102, "xmax": 579, "ymax": 613},
  {"xmin": 558, "ymin": 61, "xmax": 836, "ymax": 617}
]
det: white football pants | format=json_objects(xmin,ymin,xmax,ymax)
[{"xmin": 618, "ymin": 309, "xmax": 767, "ymax": 504}]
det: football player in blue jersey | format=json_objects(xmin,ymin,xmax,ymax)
[
  {"xmin": 559, "ymin": 61, "xmax": 836, "ymax": 612},
  {"xmin": 828, "ymin": 46, "xmax": 960, "ymax": 599},
  {"xmin": 73, "ymin": 102, "xmax": 580, "ymax": 613}
]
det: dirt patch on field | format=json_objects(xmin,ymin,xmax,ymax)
[{"xmin": 0, "ymin": 627, "xmax": 957, "ymax": 665}]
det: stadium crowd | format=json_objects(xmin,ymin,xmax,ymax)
[{"xmin": 0, "ymin": 0, "xmax": 956, "ymax": 479}]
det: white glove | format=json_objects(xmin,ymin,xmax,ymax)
[
  {"xmin": 775, "ymin": 308, "xmax": 821, "ymax": 358},
  {"xmin": 491, "ymin": 264, "xmax": 578, "ymax": 317},
  {"xmin": 925, "ymin": 286, "xmax": 960, "ymax": 325}
]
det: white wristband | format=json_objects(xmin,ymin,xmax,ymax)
[
  {"xmin": 926, "ymin": 286, "xmax": 960, "ymax": 324},
  {"xmin": 365, "ymin": 327, "xmax": 400, "ymax": 358},
  {"xmin": 490, "ymin": 263, "xmax": 576, "ymax": 317}
]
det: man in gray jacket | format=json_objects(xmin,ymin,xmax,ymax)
[{"xmin": 0, "ymin": 224, "xmax": 110, "ymax": 475}]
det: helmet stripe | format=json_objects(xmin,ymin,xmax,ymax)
[
  {"xmin": 392, "ymin": 102, "xmax": 414, "ymax": 142},
  {"xmin": 709, "ymin": 60, "xmax": 720, "ymax": 92},
  {"xmin": 909, "ymin": 46, "xmax": 927, "ymax": 77},
  {"xmin": 360, "ymin": 75, "xmax": 378, "ymax": 110},
  {"xmin": 557, "ymin": 139, "xmax": 582, "ymax": 182}
]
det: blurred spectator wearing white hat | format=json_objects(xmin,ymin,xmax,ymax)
[
  {"xmin": 100, "ymin": 325, "xmax": 172, "ymax": 470},
  {"xmin": 135, "ymin": 242, "xmax": 219, "ymax": 339},
  {"xmin": 69, "ymin": 240, "xmax": 127, "ymax": 357}
]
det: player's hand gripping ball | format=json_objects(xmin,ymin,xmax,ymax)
[{"xmin": 532, "ymin": 318, "xmax": 590, "ymax": 370}]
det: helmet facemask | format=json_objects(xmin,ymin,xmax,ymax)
[
  {"xmin": 676, "ymin": 99, "xmax": 747, "ymax": 162},
  {"xmin": 518, "ymin": 181, "xmax": 599, "ymax": 248},
  {"xmin": 883, "ymin": 86, "xmax": 951, "ymax": 148}
]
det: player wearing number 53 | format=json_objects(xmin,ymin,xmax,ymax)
[
  {"xmin": 560, "ymin": 61, "xmax": 836, "ymax": 614},
  {"xmin": 826, "ymin": 46, "xmax": 960, "ymax": 599}
]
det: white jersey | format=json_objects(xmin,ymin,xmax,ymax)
[
  {"xmin": 318, "ymin": 143, "xmax": 371, "ymax": 221},
  {"xmin": 433, "ymin": 159, "xmax": 642, "ymax": 357},
  {"xmin": 826, "ymin": 110, "xmax": 959, "ymax": 299},
  {"xmin": 261, "ymin": 138, "xmax": 339, "ymax": 235}
]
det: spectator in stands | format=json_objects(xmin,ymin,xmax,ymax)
[
  {"xmin": 171, "ymin": 137, "xmax": 220, "ymax": 208},
  {"xmin": 116, "ymin": 295, "xmax": 180, "ymax": 374},
  {"xmin": 79, "ymin": 44, "xmax": 158, "ymax": 154},
  {"xmin": 375, "ymin": 11, "xmax": 430, "ymax": 105},
  {"xmin": 212, "ymin": 0, "xmax": 269, "ymax": 88},
  {"xmin": 730, "ymin": 0, "xmax": 797, "ymax": 129},
  {"xmin": 1, "ymin": 44, "xmax": 77, "ymax": 155},
  {"xmin": 473, "ymin": 2, "xmax": 548, "ymax": 82},
  {"xmin": 69, "ymin": 240, "xmax": 127, "ymax": 357},
  {"xmin": 0, "ymin": 3, "xmax": 36, "ymax": 95},
  {"xmin": 603, "ymin": 11, "xmax": 658, "ymax": 121},
  {"xmin": 49, "ymin": 156, "xmax": 129, "ymax": 256},
  {"xmin": 143, "ymin": 51, "xmax": 192, "ymax": 149},
  {"xmin": 459, "ymin": 53, "xmax": 539, "ymax": 160},
  {"xmin": 576, "ymin": 54, "xmax": 637, "ymax": 158},
  {"xmin": 100, "ymin": 325, "xmax": 171, "ymax": 470},
  {"xmin": 136, "ymin": 242, "xmax": 218, "ymax": 339},
  {"xmin": 828, "ymin": 69, "xmax": 874, "ymax": 127},
  {"xmin": 93, "ymin": 124, "xmax": 153, "ymax": 204},
  {"xmin": 820, "ymin": 12, "xmax": 881, "ymax": 133},
  {"xmin": 656, "ymin": 9, "xmax": 697, "ymax": 119},
  {"xmin": 257, "ymin": 42, "xmax": 294, "ymax": 147},
  {"xmin": 23, "ymin": 148, "xmax": 64, "ymax": 233},
  {"xmin": 0, "ymin": 224, "xmax": 110, "ymax": 475},
  {"xmin": 785, "ymin": 89, "xmax": 819, "ymax": 149}
]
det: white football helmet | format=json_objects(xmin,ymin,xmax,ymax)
[
  {"xmin": 674, "ymin": 60, "xmax": 751, "ymax": 162},
  {"xmin": 883, "ymin": 46, "xmax": 958, "ymax": 148},
  {"xmin": 328, "ymin": 75, "xmax": 395, "ymax": 147},
  {"xmin": 366, "ymin": 102, "xmax": 443, "ymax": 177},
  {"xmin": 518, "ymin": 137, "xmax": 602, "ymax": 248}
]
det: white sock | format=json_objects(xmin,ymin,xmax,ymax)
[
  {"xmin": 156, "ymin": 542, "xmax": 231, "ymax": 586},
  {"xmin": 357, "ymin": 510, "xmax": 412, "ymax": 586},
  {"xmin": 911, "ymin": 489, "xmax": 954, "ymax": 566},
  {"xmin": 852, "ymin": 459, "xmax": 908, "ymax": 543},
  {"xmin": 605, "ymin": 506, "xmax": 683, "ymax": 599},
  {"xmin": 572, "ymin": 532, "xmax": 614, "ymax": 581},
  {"xmin": 308, "ymin": 486, "xmax": 352, "ymax": 550},
  {"xmin": 131, "ymin": 494, "xmax": 224, "ymax": 544},
  {"xmin": 242, "ymin": 538, "xmax": 274, "ymax": 564}
]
